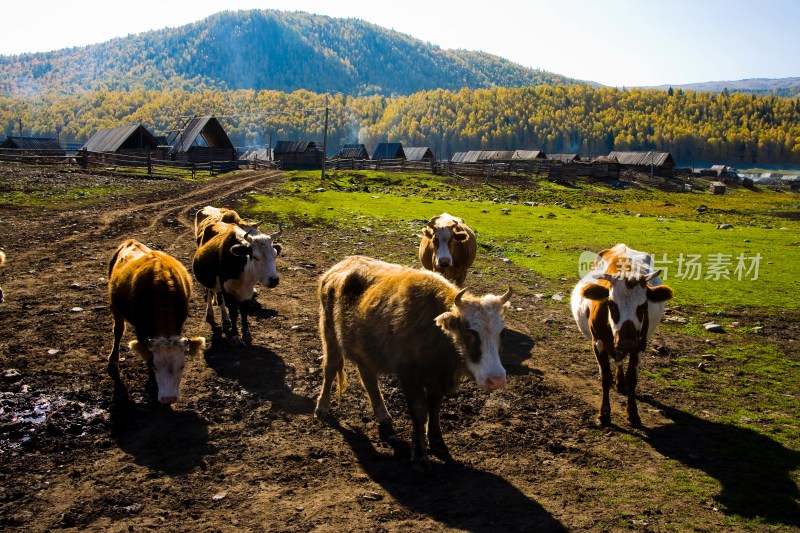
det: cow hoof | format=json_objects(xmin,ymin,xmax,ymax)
[
  {"xmin": 313, "ymin": 405, "xmax": 330, "ymax": 419},
  {"xmin": 412, "ymin": 457, "xmax": 432, "ymax": 473},
  {"xmin": 628, "ymin": 413, "xmax": 642, "ymax": 427},
  {"xmin": 597, "ymin": 413, "xmax": 612, "ymax": 426},
  {"xmin": 378, "ymin": 421, "xmax": 398, "ymax": 443},
  {"xmin": 228, "ymin": 335, "xmax": 243, "ymax": 346},
  {"xmin": 429, "ymin": 441, "xmax": 451, "ymax": 461}
]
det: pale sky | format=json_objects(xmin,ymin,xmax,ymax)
[{"xmin": 1, "ymin": 0, "xmax": 797, "ymax": 87}]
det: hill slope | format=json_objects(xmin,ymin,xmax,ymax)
[
  {"xmin": 0, "ymin": 9, "xmax": 581, "ymax": 96},
  {"xmin": 651, "ymin": 77, "xmax": 800, "ymax": 97}
]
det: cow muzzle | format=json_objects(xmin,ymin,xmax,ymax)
[
  {"xmin": 159, "ymin": 395, "xmax": 178, "ymax": 405},
  {"xmin": 436, "ymin": 257, "xmax": 451, "ymax": 268},
  {"xmin": 483, "ymin": 375, "xmax": 506, "ymax": 390},
  {"xmin": 266, "ymin": 277, "xmax": 279, "ymax": 288}
]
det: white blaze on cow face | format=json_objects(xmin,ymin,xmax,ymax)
[
  {"xmin": 436, "ymin": 288, "xmax": 512, "ymax": 390},
  {"xmin": 130, "ymin": 337, "xmax": 205, "ymax": 404},
  {"xmin": 245, "ymin": 233, "xmax": 282, "ymax": 288},
  {"xmin": 426, "ymin": 213, "xmax": 468, "ymax": 269}
]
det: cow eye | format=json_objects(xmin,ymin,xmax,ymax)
[
  {"xmin": 465, "ymin": 329, "xmax": 480, "ymax": 344},
  {"xmin": 607, "ymin": 300, "xmax": 620, "ymax": 322}
]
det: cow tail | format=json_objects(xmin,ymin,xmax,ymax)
[{"xmin": 336, "ymin": 366, "xmax": 347, "ymax": 404}]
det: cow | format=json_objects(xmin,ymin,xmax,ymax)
[
  {"xmin": 0, "ymin": 251, "xmax": 6, "ymax": 304},
  {"xmin": 193, "ymin": 220, "xmax": 282, "ymax": 344},
  {"xmin": 107, "ymin": 239, "xmax": 205, "ymax": 405},
  {"xmin": 314, "ymin": 255, "xmax": 511, "ymax": 471},
  {"xmin": 194, "ymin": 205, "xmax": 260, "ymax": 245},
  {"xmin": 418, "ymin": 213, "xmax": 477, "ymax": 287},
  {"xmin": 571, "ymin": 243, "xmax": 674, "ymax": 426},
  {"xmin": 0, "ymin": 250, "xmax": 5, "ymax": 303}
]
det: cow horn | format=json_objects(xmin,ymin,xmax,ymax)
[
  {"xmin": 645, "ymin": 269, "xmax": 662, "ymax": 282},
  {"xmin": 454, "ymin": 288, "xmax": 468, "ymax": 306},
  {"xmin": 270, "ymin": 224, "xmax": 283, "ymax": 241},
  {"xmin": 499, "ymin": 287, "xmax": 513, "ymax": 304}
]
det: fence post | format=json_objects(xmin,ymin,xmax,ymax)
[{"xmin": 147, "ymin": 147, "xmax": 152, "ymax": 175}]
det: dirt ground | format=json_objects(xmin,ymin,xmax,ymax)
[{"xmin": 0, "ymin": 165, "xmax": 798, "ymax": 532}]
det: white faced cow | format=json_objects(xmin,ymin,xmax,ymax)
[
  {"xmin": 418, "ymin": 213, "xmax": 477, "ymax": 287},
  {"xmin": 571, "ymin": 243, "xmax": 674, "ymax": 426},
  {"xmin": 107, "ymin": 239, "xmax": 205, "ymax": 405},
  {"xmin": 314, "ymin": 255, "xmax": 511, "ymax": 471},
  {"xmin": 193, "ymin": 220, "xmax": 282, "ymax": 345}
]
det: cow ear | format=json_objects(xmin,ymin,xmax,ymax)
[
  {"xmin": 230, "ymin": 243, "xmax": 252, "ymax": 257},
  {"xmin": 129, "ymin": 340, "xmax": 150, "ymax": 359},
  {"xmin": 647, "ymin": 285, "xmax": 674, "ymax": 303},
  {"xmin": 186, "ymin": 337, "xmax": 206, "ymax": 356},
  {"xmin": 272, "ymin": 243, "xmax": 282, "ymax": 256},
  {"xmin": 435, "ymin": 311, "xmax": 459, "ymax": 333},
  {"xmin": 424, "ymin": 226, "xmax": 434, "ymax": 238},
  {"xmin": 453, "ymin": 230, "xmax": 469, "ymax": 242},
  {"xmin": 582, "ymin": 283, "xmax": 609, "ymax": 301}
]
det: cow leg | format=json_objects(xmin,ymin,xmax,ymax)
[
  {"xmin": 594, "ymin": 344, "xmax": 613, "ymax": 426},
  {"xmin": 204, "ymin": 289, "xmax": 218, "ymax": 328},
  {"xmin": 426, "ymin": 392, "xmax": 451, "ymax": 461},
  {"xmin": 216, "ymin": 290, "xmax": 232, "ymax": 333},
  {"xmin": 224, "ymin": 294, "xmax": 242, "ymax": 345},
  {"xmin": 615, "ymin": 360, "xmax": 627, "ymax": 393},
  {"xmin": 357, "ymin": 363, "xmax": 396, "ymax": 443},
  {"xmin": 239, "ymin": 299, "xmax": 252, "ymax": 345},
  {"xmin": 314, "ymin": 309, "xmax": 344, "ymax": 418},
  {"xmin": 399, "ymin": 377, "xmax": 430, "ymax": 471},
  {"xmin": 625, "ymin": 352, "xmax": 641, "ymax": 427},
  {"xmin": 107, "ymin": 310, "xmax": 128, "ymax": 398}
]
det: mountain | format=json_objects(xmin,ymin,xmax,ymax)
[
  {"xmin": 651, "ymin": 77, "xmax": 800, "ymax": 97},
  {"xmin": 0, "ymin": 9, "xmax": 583, "ymax": 96}
]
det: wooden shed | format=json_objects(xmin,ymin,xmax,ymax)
[
  {"xmin": 273, "ymin": 141, "xmax": 324, "ymax": 170},
  {"xmin": 1, "ymin": 136, "xmax": 64, "ymax": 156},
  {"xmin": 608, "ymin": 151, "xmax": 675, "ymax": 177},
  {"xmin": 336, "ymin": 144, "xmax": 369, "ymax": 159},
  {"xmin": 166, "ymin": 116, "xmax": 236, "ymax": 163},
  {"xmin": 404, "ymin": 146, "xmax": 435, "ymax": 162},
  {"xmin": 709, "ymin": 181, "xmax": 727, "ymax": 194},
  {"xmin": 450, "ymin": 151, "xmax": 481, "ymax": 163},
  {"xmin": 81, "ymin": 125, "xmax": 162, "ymax": 158},
  {"xmin": 547, "ymin": 153, "xmax": 579, "ymax": 162},
  {"xmin": 372, "ymin": 143, "xmax": 405, "ymax": 160}
]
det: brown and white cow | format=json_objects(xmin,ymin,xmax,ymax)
[
  {"xmin": 193, "ymin": 220, "xmax": 282, "ymax": 344},
  {"xmin": 418, "ymin": 213, "xmax": 477, "ymax": 287},
  {"xmin": 107, "ymin": 239, "xmax": 205, "ymax": 405},
  {"xmin": 194, "ymin": 205, "xmax": 260, "ymax": 245},
  {"xmin": 314, "ymin": 255, "xmax": 511, "ymax": 470},
  {"xmin": 571, "ymin": 243, "xmax": 674, "ymax": 426},
  {"xmin": 0, "ymin": 250, "xmax": 5, "ymax": 303}
]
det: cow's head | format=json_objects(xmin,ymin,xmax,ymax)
[
  {"xmin": 130, "ymin": 336, "xmax": 206, "ymax": 404},
  {"xmin": 436, "ymin": 287, "xmax": 512, "ymax": 390},
  {"xmin": 582, "ymin": 271, "xmax": 673, "ymax": 354},
  {"xmin": 425, "ymin": 215, "xmax": 470, "ymax": 269},
  {"xmin": 231, "ymin": 227, "xmax": 283, "ymax": 288}
]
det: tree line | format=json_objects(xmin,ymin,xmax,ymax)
[{"xmin": 2, "ymin": 85, "xmax": 799, "ymax": 165}]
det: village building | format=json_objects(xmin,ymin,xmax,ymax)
[
  {"xmin": 273, "ymin": 141, "xmax": 324, "ymax": 170},
  {"xmin": 608, "ymin": 151, "xmax": 675, "ymax": 177},
  {"xmin": 81, "ymin": 125, "xmax": 162, "ymax": 159},
  {"xmin": 0, "ymin": 136, "xmax": 65, "ymax": 156},
  {"xmin": 371, "ymin": 143, "xmax": 405, "ymax": 160},
  {"xmin": 513, "ymin": 150, "xmax": 548, "ymax": 160},
  {"xmin": 404, "ymin": 146, "xmax": 436, "ymax": 162},
  {"xmin": 166, "ymin": 116, "xmax": 236, "ymax": 163},
  {"xmin": 336, "ymin": 144, "xmax": 369, "ymax": 159}
]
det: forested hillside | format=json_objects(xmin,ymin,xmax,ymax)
[
  {"xmin": 3, "ymin": 85, "xmax": 799, "ymax": 165},
  {"xmin": 0, "ymin": 10, "xmax": 577, "ymax": 97}
]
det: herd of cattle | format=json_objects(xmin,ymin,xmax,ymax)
[{"xmin": 2, "ymin": 206, "xmax": 675, "ymax": 471}]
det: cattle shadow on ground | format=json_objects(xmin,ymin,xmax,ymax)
[
  {"xmin": 640, "ymin": 397, "xmax": 800, "ymax": 527},
  {"xmin": 203, "ymin": 343, "xmax": 314, "ymax": 415},
  {"xmin": 331, "ymin": 421, "xmax": 567, "ymax": 532},
  {"xmin": 113, "ymin": 407, "xmax": 214, "ymax": 476},
  {"xmin": 501, "ymin": 328, "xmax": 535, "ymax": 376}
]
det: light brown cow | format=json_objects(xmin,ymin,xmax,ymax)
[
  {"xmin": 571, "ymin": 243, "xmax": 674, "ymax": 426},
  {"xmin": 314, "ymin": 255, "xmax": 511, "ymax": 470},
  {"xmin": 194, "ymin": 205, "xmax": 259, "ymax": 245},
  {"xmin": 418, "ymin": 213, "xmax": 477, "ymax": 287},
  {"xmin": 108, "ymin": 239, "xmax": 205, "ymax": 405}
]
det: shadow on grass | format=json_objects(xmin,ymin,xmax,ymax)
[
  {"xmin": 330, "ymin": 420, "xmax": 567, "ymax": 532},
  {"xmin": 641, "ymin": 397, "xmax": 800, "ymax": 527}
]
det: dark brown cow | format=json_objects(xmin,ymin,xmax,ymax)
[
  {"xmin": 571, "ymin": 243, "xmax": 674, "ymax": 426},
  {"xmin": 418, "ymin": 213, "xmax": 477, "ymax": 287},
  {"xmin": 193, "ymin": 220, "xmax": 282, "ymax": 344},
  {"xmin": 314, "ymin": 255, "xmax": 511, "ymax": 470},
  {"xmin": 107, "ymin": 239, "xmax": 205, "ymax": 405}
]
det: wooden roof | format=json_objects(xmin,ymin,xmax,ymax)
[
  {"xmin": 274, "ymin": 141, "xmax": 320, "ymax": 154},
  {"xmin": 513, "ymin": 150, "xmax": 547, "ymax": 160},
  {"xmin": 337, "ymin": 144, "xmax": 369, "ymax": 159},
  {"xmin": 404, "ymin": 146, "xmax": 435, "ymax": 161},
  {"xmin": 239, "ymin": 148, "xmax": 273, "ymax": 160},
  {"xmin": 81, "ymin": 125, "xmax": 158, "ymax": 153},
  {"xmin": 372, "ymin": 143, "xmax": 405, "ymax": 160},
  {"xmin": 547, "ymin": 153, "xmax": 579, "ymax": 162},
  {"xmin": 608, "ymin": 151, "xmax": 674, "ymax": 167},
  {"xmin": 170, "ymin": 116, "xmax": 234, "ymax": 153},
  {"xmin": 1, "ymin": 136, "xmax": 63, "ymax": 151}
]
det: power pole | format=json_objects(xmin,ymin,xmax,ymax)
[{"xmin": 321, "ymin": 96, "xmax": 329, "ymax": 182}]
